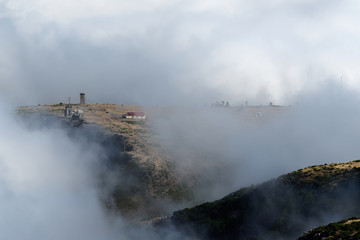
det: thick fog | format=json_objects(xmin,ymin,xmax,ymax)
[
  {"xmin": 151, "ymin": 84, "xmax": 360, "ymax": 200},
  {"xmin": 0, "ymin": 101, "xmax": 163, "ymax": 239},
  {"xmin": 1, "ymin": 0, "xmax": 360, "ymax": 238},
  {"xmin": 1, "ymin": 0, "xmax": 360, "ymax": 106}
]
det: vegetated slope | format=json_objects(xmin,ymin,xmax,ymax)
[
  {"xmin": 298, "ymin": 217, "xmax": 360, "ymax": 240},
  {"xmin": 16, "ymin": 104, "xmax": 194, "ymax": 218},
  {"xmin": 164, "ymin": 160, "xmax": 360, "ymax": 240},
  {"xmin": 16, "ymin": 103, "xmax": 293, "ymax": 220}
]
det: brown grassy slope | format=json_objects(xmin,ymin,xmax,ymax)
[{"xmin": 17, "ymin": 104, "xmax": 194, "ymax": 217}]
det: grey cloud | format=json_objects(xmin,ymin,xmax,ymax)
[
  {"xmin": 0, "ymin": 109, "xmax": 118, "ymax": 239},
  {"xmin": 150, "ymin": 84, "xmax": 360, "ymax": 201},
  {"xmin": 1, "ymin": 0, "xmax": 360, "ymax": 106}
]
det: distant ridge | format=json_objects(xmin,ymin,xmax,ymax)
[
  {"xmin": 159, "ymin": 160, "xmax": 360, "ymax": 239},
  {"xmin": 298, "ymin": 216, "xmax": 360, "ymax": 240}
]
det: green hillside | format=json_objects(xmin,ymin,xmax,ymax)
[
  {"xmin": 298, "ymin": 217, "xmax": 360, "ymax": 240},
  {"xmin": 164, "ymin": 160, "xmax": 360, "ymax": 239}
]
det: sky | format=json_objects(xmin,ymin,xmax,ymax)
[{"xmin": 1, "ymin": 0, "xmax": 360, "ymax": 106}]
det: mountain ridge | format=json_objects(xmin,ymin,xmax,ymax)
[{"xmin": 159, "ymin": 160, "xmax": 360, "ymax": 239}]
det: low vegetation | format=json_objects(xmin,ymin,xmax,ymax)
[
  {"xmin": 298, "ymin": 217, "xmax": 360, "ymax": 240},
  {"xmin": 166, "ymin": 161, "xmax": 360, "ymax": 239}
]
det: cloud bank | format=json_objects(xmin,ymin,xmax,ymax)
[
  {"xmin": 151, "ymin": 85, "xmax": 360, "ymax": 201},
  {"xmin": 0, "ymin": 102, "xmax": 131, "ymax": 239},
  {"xmin": 1, "ymin": 0, "xmax": 360, "ymax": 106}
]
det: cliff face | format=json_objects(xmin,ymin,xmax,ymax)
[{"xmin": 166, "ymin": 161, "xmax": 360, "ymax": 240}]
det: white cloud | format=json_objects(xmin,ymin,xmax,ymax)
[
  {"xmin": 1, "ymin": 0, "xmax": 360, "ymax": 105},
  {"xmin": 0, "ymin": 101, "xmax": 129, "ymax": 239}
]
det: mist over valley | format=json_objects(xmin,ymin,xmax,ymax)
[
  {"xmin": 2, "ymin": 0, "xmax": 360, "ymax": 238},
  {"xmin": 7, "ymin": 93, "xmax": 360, "ymax": 239}
]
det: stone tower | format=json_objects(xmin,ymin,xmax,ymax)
[{"xmin": 80, "ymin": 93, "xmax": 85, "ymax": 105}]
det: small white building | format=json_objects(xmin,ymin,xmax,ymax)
[
  {"xmin": 71, "ymin": 109, "xmax": 84, "ymax": 121},
  {"xmin": 64, "ymin": 105, "xmax": 72, "ymax": 118}
]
